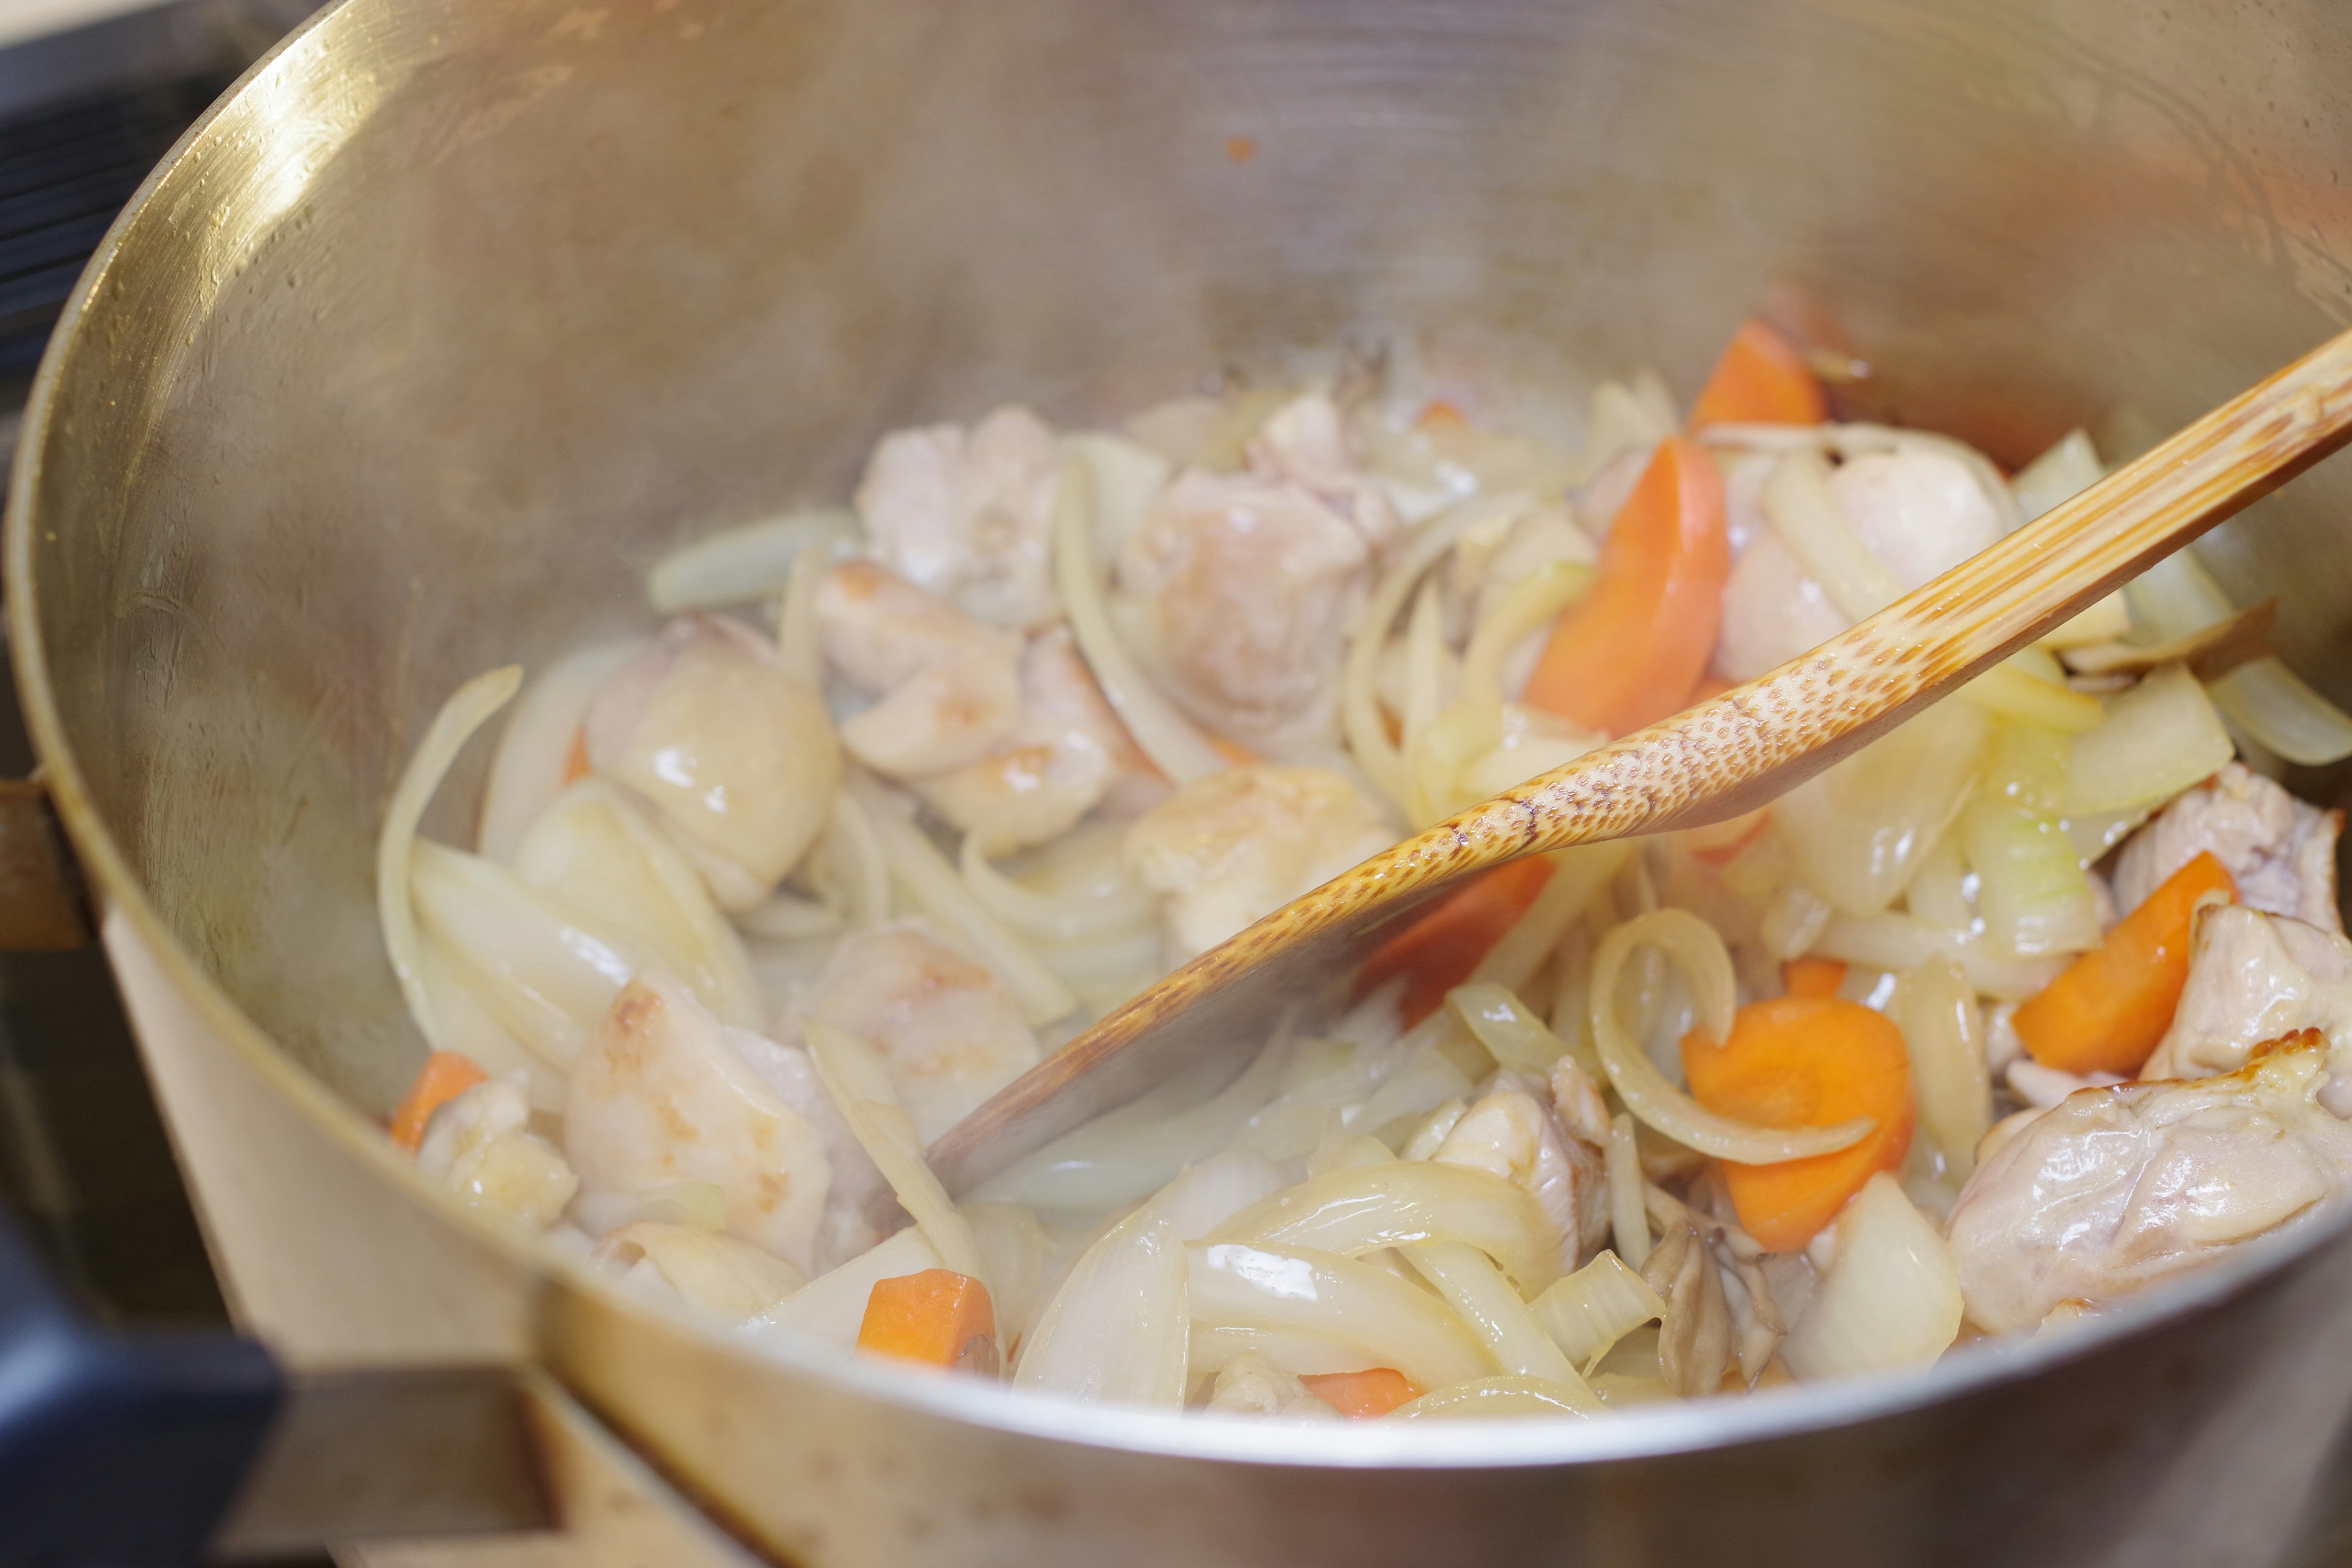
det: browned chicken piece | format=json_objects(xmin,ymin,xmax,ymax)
[
  {"xmin": 2142, "ymin": 905, "xmax": 2352, "ymax": 1117},
  {"xmin": 1948, "ymin": 1033, "xmax": 2352, "ymax": 1334},
  {"xmin": 2111, "ymin": 763, "xmax": 2342, "ymax": 933},
  {"xmin": 815, "ymin": 560, "xmax": 1023, "ymax": 777},
  {"xmin": 799, "ymin": 922, "xmax": 1042, "ymax": 1146},
  {"xmin": 854, "ymin": 404, "xmax": 1066, "ymax": 630}
]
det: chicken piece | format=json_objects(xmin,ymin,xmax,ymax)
[
  {"xmin": 1117, "ymin": 398, "xmax": 1398, "ymax": 745},
  {"xmin": 1431, "ymin": 1079, "xmax": 1604, "ymax": 1274},
  {"xmin": 914, "ymin": 626, "xmax": 1155, "ymax": 851},
  {"xmin": 417, "ymin": 1076, "xmax": 578, "ymax": 1230},
  {"xmin": 816, "ymin": 560, "xmax": 1023, "ymax": 778},
  {"xmin": 1715, "ymin": 532, "xmax": 1851, "ymax": 683},
  {"xmin": 1122, "ymin": 765, "xmax": 1394, "ymax": 959},
  {"xmin": 2112, "ymin": 764, "xmax": 2342, "ymax": 933},
  {"xmin": 1947, "ymin": 1034, "xmax": 2352, "ymax": 1333},
  {"xmin": 725, "ymin": 1030, "xmax": 891, "ymax": 1270},
  {"xmin": 800, "ymin": 922, "xmax": 1042, "ymax": 1146},
  {"xmin": 2008, "ymin": 1059, "xmax": 2124, "ymax": 1109},
  {"xmin": 1204, "ymin": 1350, "xmax": 1342, "ymax": 1419},
  {"xmin": 854, "ymin": 404, "xmax": 1065, "ymax": 630},
  {"xmin": 594, "ymin": 1221, "xmax": 807, "ymax": 1319},
  {"xmin": 1641, "ymin": 1216, "xmax": 1735, "ymax": 1398},
  {"xmin": 1714, "ymin": 447, "xmax": 2005, "ymax": 685},
  {"xmin": 585, "ymin": 615, "xmax": 842, "ymax": 910},
  {"xmin": 2141, "ymin": 905, "xmax": 2352, "ymax": 1114},
  {"xmin": 1248, "ymin": 391, "xmax": 1405, "ymax": 550},
  {"xmin": 566, "ymin": 973, "xmax": 837, "ymax": 1273}
]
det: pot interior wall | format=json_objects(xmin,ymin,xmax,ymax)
[{"xmin": 23, "ymin": 0, "xmax": 2352, "ymax": 1112}]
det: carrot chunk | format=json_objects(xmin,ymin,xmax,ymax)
[
  {"xmin": 1521, "ymin": 437, "xmax": 1728, "ymax": 737},
  {"xmin": 2015, "ymin": 850, "xmax": 2236, "ymax": 1077},
  {"xmin": 1302, "ymin": 1368, "xmax": 1422, "ymax": 1419},
  {"xmin": 390, "ymin": 1050, "xmax": 489, "ymax": 1154},
  {"xmin": 1689, "ymin": 318, "xmax": 1828, "ymax": 428},
  {"xmin": 1682, "ymin": 996, "xmax": 1915, "ymax": 1251},
  {"xmin": 857, "ymin": 1270, "xmax": 999, "ymax": 1372},
  {"xmin": 1358, "ymin": 857, "xmax": 1557, "ymax": 1026},
  {"xmin": 1781, "ymin": 957, "xmax": 1848, "ymax": 1000}
]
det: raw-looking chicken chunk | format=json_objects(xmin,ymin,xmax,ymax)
[
  {"xmin": 1123, "ymin": 765, "xmax": 1394, "ymax": 960},
  {"xmin": 585, "ymin": 614, "xmax": 841, "ymax": 910},
  {"xmin": 417, "ymin": 1075, "xmax": 578, "ymax": 1229},
  {"xmin": 916, "ymin": 626, "xmax": 1157, "ymax": 851},
  {"xmin": 855, "ymin": 404, "xmax": 1065, "ymax": 630},
  {"xmin": 593, "ymin": 1220, "xmax": 807, "ymax": 1319},
  {"xmin": 1948, "ymin": 1034, "xmax": 2352, "ymax": 1333},
  {"xmin": 799, "ymin": 922, "xmax": 1042, "ymax": 1146},
  {"xmin": 816, "ymin": 560, "xmax": 1023, "ymax": 777},
  {"xmin": 1715, "ymin": 447, "xmax": 2005, "ymax": 683},
  {"xmin": 1204, "ymin": 1351, "xmax": 1340, "ymax": 1419},
  {"xmin": 2112, "ymin": 763, "xmax": 2343, "ymax": 933},
  {"xmin": 566, "ymin": 973, "xmax": 840, "ymax": 1273},
  {"xmin": 2141, "ymin": 905, "xmax": 2352, "ymax": 1115},
  {"xmin": 1117, "ymin": 394, "xmax": 1399, "ymax": 745}
]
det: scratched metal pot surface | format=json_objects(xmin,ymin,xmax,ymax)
[{"xmin": 14, "ymin": 1, "xmax": 2352, "ymax": 1563}]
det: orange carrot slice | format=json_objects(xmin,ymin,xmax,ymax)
[
  {"xmin": 390, "ymin": 1050, "xmax": 489, "ymax": 1154},
  {"xmin": 1683, "ymin": 996, "xmax": 1915, "ymax": 1251},
  {"xmin": 1302, "ymin": 1368, "xmax": 1422, "ymax": 1419},
  {"xmin": 1781, "ymin": 957, "xmax": 1847, "ymax": 1000},
  {"xmin": 1689, "ymin": 319, "xmax": 1828, "ymax": 428},
  {"xmin": 2015, "ymin": 850, "xmax": 2236, "ymax": 1077},
  {"xmin": 1359, "ymin": 857, "xmax": 1557, "ymax": 1026},
  {"xmin": 1521, "ymin": 437, "xmax": 1728, "ymax": 737},
  {"xmin": 856, "ymin": 1270, "xmax": 998, "ymax": 1371}
]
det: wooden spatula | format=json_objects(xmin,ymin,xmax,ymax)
[{"xmin": 928, "ymin": 326, "xmax": 2352, "ymax": 1196}]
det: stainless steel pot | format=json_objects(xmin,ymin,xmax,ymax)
[{"xmin": 15, "ymin": 1, "xmax": 2352, "ymax": 1563}]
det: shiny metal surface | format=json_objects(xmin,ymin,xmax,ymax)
[{"xmin": 14, "ymin": 0, "xmax": 2352, "ymax": 1562}]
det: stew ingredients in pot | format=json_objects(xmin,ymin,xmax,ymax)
[{"xmin": 376, "ymin": 320, "xmax": 2352, "ymax": 1418}]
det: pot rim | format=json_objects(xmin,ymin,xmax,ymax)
[{"xmin": 6, "ymin": 0, "xmax": 2343, "ymax": 1474}]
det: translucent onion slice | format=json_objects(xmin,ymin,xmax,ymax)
[
  {"xmin": 2064, "ymin": 662, "xmax": 2234, "ymax": 816},
  {"xmin": 1051, "ymin": 454, "xmax": 1227, "ymax": 784},
  {"xmin": 1809, "ymin": 910, "xmax": 2064, "ymax": 1001},
  {"xmin": 1761, "ymin": 448, "xmax": 1900, "ymax": 619},
  {"xmin": 774, "ymin": 541, "xmax": 828, "ymax": 686},
  {"xmin": 1458, "ymin": 559, "xmax": 1592, "ymax": 707},
  {"xmin": 379, "ymin": 666, "xmax": 523, "ymax": 1052},
  {"xmin": 1771, "ymin": 699, "xmax": 1989, "ymax": 919},
  {"xmin": 959, "ymin": 831, "xmax": 1158, "ymax": 941},
  {"xmin": 409, "ymin": 839, "xmax": 630, "ymax": 1068},
  {"xmin": 1065, "ymin": 432, "xmax": 1172, "ymax": 560},
  {"xmin": 1781, "ymin": 1173, "xmax": 1962, "ymax": 1380},
  {"xmin": 1188, "ymin": 1324, "xmax": 1376, "ymax": 1379},
  {"xmin": 1960, "ymin": 658, "xmax": 2106, "ymax": 733},
  {"xmin": 961, "ymin": 1201, "xmax": 1050, "ymax": 1352},
  {"xmin": 801, "ymin": 1016, "xmax": 989, "ymax": 1287},
  {"xmin": 1590, "ymin": 909, "xmax": 1872, "ymax": 1164},
  {"xmin": 1015, "ymin": 1205, "xmax": 1189, "ymax": 1406},
  {"xmin": 1447, "ymin": 981, "xmax": 1571, "ymax": 1076},
  {"xmin": 646, "ymin": 507, "xmax": 858, "ymax": 614},
  {"xmin": 1891, "ymin": 958, "xmax": 1991, "ymax": 1180},
  {"xmin": 846, "ymin": 772, "xmax": 1076, "ymax": 1025},
  {"xmin": 1391, "ymin": 1376, "xmax": 1600, "ymax": 1420},
  {"xmin": 752, "ymin": 1225, "xmax": 942, "ymax": 1351},
  {"xmin": 2010, "ymin": 428, "xmax": 2104, "ymax": 524},
  {"xmin": 2128, "ymin": 548, "xmax": 2352, "ymax": 765},
  {"xmin": 1531, "ymin": 1249, "xmax": 1665, "ymax": 1369},
  {"xmin": 1961, "ymin": 793, "xmax": 2099, "ymax": 960},
  {"xmin": 1465, "ymin": 842, "xmax": 1630, "ymax": 998},
  {"xmin": 1207, "ymin": 1158, "xmax": 1563, "ymax": 1294},
  {"xmin": 1343, "ymin": 499, "xmax": 1500, "ymax": 809},
  {"xmin": 1605, "ymin": 1114, "xmax": 1650, "ymax": 1271},
  {"xmin": 478, "ymin": 641, "xmax": 641, "ymax": 863},
  {"xmin": 1403, "ymin": 1240, "xmax": 1601, "ymax": 1404},
  {"xmin": 1187, "ymin": 1241, "xmax": 1493, "ymax": 1393},
  {"xmin": 806, "ymin": 786, "xmax": 891, "ymax": 930}
]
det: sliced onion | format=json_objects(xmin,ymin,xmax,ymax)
[
  {"xmin": 477, "ymin": 642, "xmax": 640, "ymax": 862},
  {"xmin": 1762, "ymin": 448, "xmax": 1901, "ymax": 620},
  {"xmin": 409, "ymin": 839, "xmax": 630, "ymax": 1068},
  {"xmin": 962, "ymin": 1202, "xmax": 1050, "ymax": 1350},
  {"xmin": 646, "ymin": 507, "xmax": 858, "ymax": 613},
  {"xmin": 1390, "ymin": 1375, "xmax": 1599, "ymax": 1420},
  {"xmin": 1531, "ymin": 1250, "xmax": 1665, "ymax": 1369},
  {"xmin": 1961, "ymin": 794, "xmax": 2098, "ymax": 959},
  {"xmin": 1015, "ymin": 1205, "xmax": 1189, "ymax": 1406},
  {"xmin": 1891, "ymin": 959, "xmax": 1991, "ymax": 1180},
  {"xmin": 1593, "ymin": 910, "xmax": 1873, "ymax": 1164},
  {"xmin": 2009, "ymin": 428, "xmax": 2104, "ymax": 524},
  {"xmin": 2064, "ymin": 662, "xmax": 2234, "ymax": 816},
  {"xmin": 1466, "ymin": 841, "xmax": 1630, "ymax": 997},
  {"xmin": 846, "ymin": 772, "xmax": 1076, "ymax": 1025},
  {"xmin": 806, "ymin": 786, "xmax": 891, "ymax": 930},
  {"xmin": 1782, "ymin": 1173, "xmax": 1961, "ymax": 1380},
  {"xmin": 1065, "ymin": 432, "xmax": 1172, "ymax": 560},
  {"xmin": 752, "ymin": 1225, "xmax": 942, "ymax": 1351},
  {"xmin": 2127, "ymin": 548, "xmax": 2352, "ymax": 765},
  {"xmin": 1458, "ymin": 560, "xmax": 1591, "ymax": 707},
  {"xmin": 1188, "ymin": 1241, "xmax": 1493, "ymax": 1393},
  {"xmin": 1605, "ymin": 1114, "xmax": 1651, "ymax": 1271},
  {"xmin": 1403, "ymin": 1240, "xmax": 1600, "ymax": 1404},
  {"xmin": 1809, "ymin": 910, "xmax": 2064, "ymax": 1001},
  {"xmin": 802, "ymin": 1016, "xmax": 990, "ymax": 1286},
  {"xmin": 1772, "ymin": 698, "xmax": 1989, "ymax": 919},
  {"xmin": 959, "ymin": 831, "xmax": 1158, "ymax": 941},
  {"xmin": 379, "ymin": 666, "xmax": 523, "ymax": 1052},
  {"xmin": 1959, "ymin": 657, "xmax": 2105, "ymax": 732},
  {"xmin": 1343, "ymin": 499, "xmax": 1501, "ymax": 809},
  {"xmin": 1210, "ymin": 1159, "xmax": 1562, "ymax": 1292},
  {"xmin": 1189, "ymin": 1324, "xmax": 1375, "ymax": 1378},
  {"xmin": 1052, "ymin": 454, "xmax": 1228, "ymax": 783},
  {"xmin": 1447, "ymin": 981, "xmax": 1570, "ymax": 1076},
  {"xmin": 416, "ymin": 943, "xmax": 565, "ymax": 1111},
  {"xmin": 774, "ymin": 541, "xmax": 828, "ymax": 686},
  {"xmin": 1148, "ymin": 1151, "xmax": 1291, "ymax": 1241}
]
